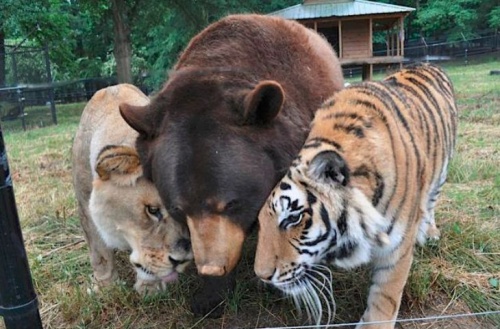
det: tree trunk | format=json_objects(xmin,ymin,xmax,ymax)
[
  {"xmin": 0, "ymin": 28, "xmax": 6, "ymax": 88},
  {"xmin": 110, "ymin": 0, "xmax": 132, "ymax": 83}
]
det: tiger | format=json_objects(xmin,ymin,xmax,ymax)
[{"xmin": 254, "ymin": 63, "xmax": 458, "ymax": 328}]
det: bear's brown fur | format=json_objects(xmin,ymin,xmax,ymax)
[{"xmin": 120, "ymin": 14, "xmax": 343, "ymax": 316}]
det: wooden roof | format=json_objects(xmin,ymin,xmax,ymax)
[{"xmin": 270, "ymin": 0, "xmax": 415, "ymax": 20}]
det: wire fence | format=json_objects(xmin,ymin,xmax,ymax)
[
  {"xmin": 1, "ymin": 31, "xmax": 498, "ymax": 130},
  {"xmin": 343, "ymin": 30, "xmax": 499, "ymax": 78},
  {"xmin": 257, "ymin": 310, "xmax": 500, "ymax": 329}
]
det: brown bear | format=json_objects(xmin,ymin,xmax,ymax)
[{"xmin": 120, "ymin": 14, "xmax": 343, "ymax": 316}]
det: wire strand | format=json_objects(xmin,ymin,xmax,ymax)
[{"xmin": 257, "ymin": 310, "xmax": 500, "ymax": 328}]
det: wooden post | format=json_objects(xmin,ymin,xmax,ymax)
[
  {"xmin": 339, "ymin": 20, "xmax": 343, "ymax": 58},
  {"xmin": 399, "ymin": 16, "xmax": 404, "ymax": 68},
  {"xmin": 362, "ymin": 64, "xmax": 373, "ymax": 81},
  {"xmin": 386, "ymin": 30, "xmax": 390, "ymax": 56},
  {"xmin": 369, "ymin": 18, "xmax": 373, "ymax": 56},
  {"xmin": 400, "ymin": 16, "xmax": 404, "ymax": 57}
]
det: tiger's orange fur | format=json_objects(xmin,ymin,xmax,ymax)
[{"xmin": 254, "ymin": 63, "xmax": 458, "ymax": 328}]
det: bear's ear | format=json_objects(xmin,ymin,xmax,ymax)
[
  {"xmin": 119, "ymin": 103, "xmax": 156, "ymax": 138},
  {"xmin": 308, "ymin": 150, "xmax": 350, "ymax": 186},
  {"xmin": 95, "ymin": 145, "xmax": 143, "ymax": 186},
  {"xmin": 243, "ymin": 80, "xmax": 284, "ymax": 124}
]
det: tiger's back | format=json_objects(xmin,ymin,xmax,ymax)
[
  {"xmin": 309, "ymin": 63, "xmax": 458, "ymax": 244},
  {"xmin": 254, "ymin": 63, "xmax": 457, "ymax": 328},
  {"xmin": 382, "ymin": 64, "xmax": 457, "ymax": 243}
]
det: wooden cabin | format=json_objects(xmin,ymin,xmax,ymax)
[{"xmin": 270, "ymin": 0, "xmax": 415, "ymax": 80}]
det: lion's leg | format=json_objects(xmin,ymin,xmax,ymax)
[
  {"xmin": 356, "ymin": 230, "xmax": 415, "ymax": 329},
  {"xmin": 78, "ymin": 200, "xmax": 117, "ymax": 287}
]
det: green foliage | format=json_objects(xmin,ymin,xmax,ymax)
[
  {"xmin": 2, "ymin": 0, "xmax": 498, "ymax": 87},
  {"xmin": 100, "ymin": 52, "xmax": 148, "ymax": 80},
  {"xmin": 488, "ymin": 7, "xmax": 500, "ymax": 29},
  {"xmin": 414, "ymin": 0, "xmax": 481, "ymax": 40},
  {"xmin": 2, "ymin": 0, "xmax": 301, "ymax": 89}
]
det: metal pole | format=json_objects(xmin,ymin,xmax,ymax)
[
  {"xmin": 0, "ymin": 124, "xmax": 43, "ymax": 328},
  {"xmin": 43, "ymin": 45, "xmax": 57, "ymax": 125},
  {"xmin": 16, "ymin": 88, "xmax": 26, "ymax": 131}
]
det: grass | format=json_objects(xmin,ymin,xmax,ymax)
[{"xmin": 1, "ymin": 53, "xmax": 499, "ymax": 328}]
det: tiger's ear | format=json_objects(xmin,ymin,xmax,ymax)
[
  {"xmin": 243, "ymin": 80, "xmax": 284, "ymax": 124},
  {"xmin": 309, "ymin": 150, "xmax": 350, "ymax": 186},
  {"xmin": 95, "ymin": 145, "xmax": 143, "ymax": 186},
  {"xmin": 119, "ymin": 103, "xmax": 156, "ymax": 138}
]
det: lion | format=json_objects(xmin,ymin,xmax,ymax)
[{"xmin": 72, "ymin": 84, "xmax": 193, "ymax": 294}]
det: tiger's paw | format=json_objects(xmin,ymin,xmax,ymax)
[{"xmin": 426, "ymin": 225, "xmax": 441, "ymax": 241}]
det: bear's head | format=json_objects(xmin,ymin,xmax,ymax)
[{"xmin": 120, "ymin": 68, "xmax": 304, "ymax": 276}]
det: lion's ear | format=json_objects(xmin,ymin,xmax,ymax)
[
  {"xmin": 119, "ymin": 103, "xmax": 156, "ymax": 138},
  {"xmin": 95, "ymin": 145, "xmax": 143, "ymax": 186}
]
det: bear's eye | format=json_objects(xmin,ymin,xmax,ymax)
[
  {"xmin": 168, "ymin": 206, "xmax": 186, "ymax": 222},
  {"xmin": 224, "ymin": 199, "xmax": 240, "ymax": 212},
  {"xmin": 146, "ymin": 205, "xmax": 162, "ymax": 221}
]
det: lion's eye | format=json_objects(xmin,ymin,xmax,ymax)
[{"xmin": 146, "ymin": 205, "xmax": 162, "ymax": 221}]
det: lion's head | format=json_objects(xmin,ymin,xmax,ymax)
[{"xmin": 89, "ymin": 144, "xmax": 193, "ymax": 290}]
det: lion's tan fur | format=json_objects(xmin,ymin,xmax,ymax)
[{"xmin": 72, "ymin": 84, "xmax": 192, "ymax": 294}]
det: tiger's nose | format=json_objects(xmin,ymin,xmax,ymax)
[
  {"xmin": 254, "ymin": 267, "xmax": 276, "ymax": 282},
  {"xmin": 133, "ymin": 263, "xmax": 143, "ymax": 269}
]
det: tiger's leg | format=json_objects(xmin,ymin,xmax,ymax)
[
  {"xmin": 417, "ymin": 205, "xmax": 440, "ymax": 245},
  {"xmin": 417, "ymin": 167, "xmax": 447, "ymax": 245},
  {"xmin": 356, "ymin": 234, "xmax": 416, "ymax": 329}
]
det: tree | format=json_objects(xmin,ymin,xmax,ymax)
[
  {"xmin": 489, "ymin": 7, "xmax": 500, "ymax": 29},
  {"xmin": 110, "ymin": 0, "xmax": 132, "ymax": 83},
  {"xmin": 141, "ymin": 0, "xmax": 300, "ymax": 88}
]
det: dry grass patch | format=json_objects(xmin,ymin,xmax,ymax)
[{"xmin": 1, "ymin": 56, "xmax": 499, "ymax": 328}]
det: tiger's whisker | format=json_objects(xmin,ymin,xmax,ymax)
[{"xmin": 307, "ymin": 271, "xmax": 334, "ymax": 324}]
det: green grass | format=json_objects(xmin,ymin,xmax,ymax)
[{"xmin": 1, "ymin": 54, "xmax": 499, "ymax": 328}]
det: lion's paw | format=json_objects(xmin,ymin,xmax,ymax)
[
  {"xmin": 134, "ymin": 279, "xmax": 167, "ymax": 295},
  {"xmin": 89, "ymin": 270, "xmax": 119, "ymax": 293}
]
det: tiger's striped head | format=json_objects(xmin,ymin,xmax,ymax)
[{"xmin": 255, "ymin": 143, "xmax": 390, "ymax": 310}]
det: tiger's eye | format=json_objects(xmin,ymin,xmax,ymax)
[{"xmin": 288, "ymin": 213, "xmax": 303, "ymax": 224}]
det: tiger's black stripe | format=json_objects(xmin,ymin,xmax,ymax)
[
  {"xmin": 303, "ymin": 137, "xmax": 343, "ymax": 151},
  {"xmin": 349, "ymin": 97, "xmax": 398, "ymax": 213},
  {"xmin": 332, "ymin": 123, "xmax": 365, "ymax": 138},
  {"xmin": 358, "ymin": 85, "xmax": 414, "ymax": 220},
  {"xmin": 384, "ymin": 76, "xmax": 441, "ymax": 187}
]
